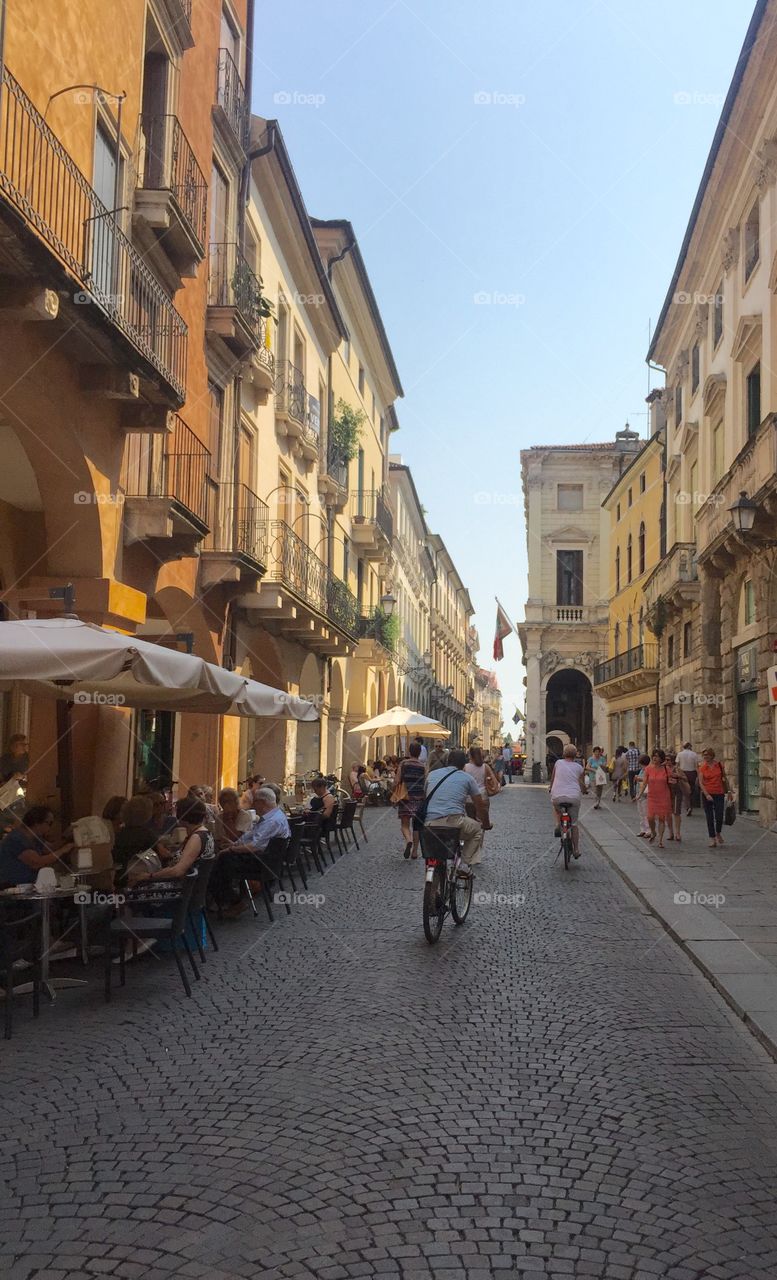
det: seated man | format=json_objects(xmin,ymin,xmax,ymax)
[
  {"xmin": 0, "ymin": 805, "xmax": 74, "ymax": 887},
  {"xmin": 419, "ymin": 749, "xmax": 490, "ymax": 873},
  {"xmin": 212, "ymin": 787, "xmax": 290, "ymax": 913}
]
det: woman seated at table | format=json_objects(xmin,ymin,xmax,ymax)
[
  {"xmin": 0, "ymin": 805, "xmax": 74, "ymax": 887},
  {"xmin": 306, "ymin": 776, "xmax": 337, "ymax": 823},
  {"xmin": 214, "ymin": 787, "xmax": 253, "ymax": 849},
  {"xmin": 146, "ymin": 791, "xmax": 177, "ymax": 840},
  {"xmin": 113, "ymin": 795, "xmax": 166, "ymax": 888},
  {"xmin": 131, "ymin": 797, "xmax": 214, "ymax": 884}
]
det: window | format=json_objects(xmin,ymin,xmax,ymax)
[
  {"xmin": 744, "ymin": 578, "xmax": 756, "ymax": 625},
  {"xmin": 745, "ymin": 201, "xmax": 760, "ymax": 279},
  {"xmin": 343, "ymin": 337, "xmax": 350, "ymax": 367},
  {"xmin": 683, "ymin": 621, "xmax": 692, "ymax": 658},
  {"xmin": 615, "ymin": 546, "xmax": 620, "ymax": 594},
  {"xmin": 371, "ymin": 390, "xmax": 376, "ymax": 421},
  {"xmin": 638, "ymin": 521, "xmax": 646, "ymax": 575},
  {"xmin": 616, "ymin": 502, "xmax": 621, "ymax": 522},
  {"xmin": 747, "ymin": 362, "xmax": 761, "ymax": 437},
  {"xmin": 667, "ymin": 634, "xmax": 675, "ymax": 669},
  {"xmin": 638, "ymin": 606, "xmax": 644, "ymax": 643},
  {"xmin": 689, "ymin": 461, "xmax": 698, "ymax": 513},
  {"xmin": 627, "ymin": 487, "xmax": 633, "ymax": 508},
  {"xmin": 639, "ymin": 472, "xmax": 646, "ymax": 494},
  {"xmin": 626, "ymin": 534, "xmax": 633, "ymax": 584},
  {"xmin": 207, "ymin": 381, "xmax": 224, "ymax": 456},
  {"xmin": 557, "ymin": 483, "xmax": 583, "ymax": 511},
  {"xmin": 358, "ymin": 364, "xmax": 365, "ymax": 396},
  {"xmin": 713, "ymin": 283, "xmax": 723, "ymax": 347},
  {"xmin": 659, "ymin": 501, "xmax": 666, "ymax": 558},
  {"xmin": 712, "ymin": 420, "xmax": 724, "ymax": 482},
  {"xmin": 675, "ymin": 383, "xmax": 682, "ymax": 427},
  {"xmin": 556, "ymin": 550, "xmax": 583, "ymax": 606},
  {"xmin": 626, "ymin": 615, "xmax": 633, "ymax": 651},
  {"xmin": 691, "ymin": 343, "xmax": 699, "ymax": 394},
  {"xmin": 343, "ymin": 535, "xmax": 350, "ymax": 583},
  {"xmin": 614, "ymin": 622, "xmax": 620, "ymax": 655}
]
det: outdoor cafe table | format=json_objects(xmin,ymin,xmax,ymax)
[{"xmin": 0, "ymin": 884, "xmax": 89, "ymax": 1000}]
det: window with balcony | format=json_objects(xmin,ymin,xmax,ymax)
[
  {"xmin": 713, "ymin": 283, "xmax": 723, "ymax": 347},
  {"xmin": 744, "ymin": 200, "xmax": 760, "ymax": 280},
  {"xmin": 615, "ymin": 546, "xmax": 620, "ymax": 594},
  {"xmin": 556, "ymin": 549, "xmax": 583, "ymax": 606},
  {"xmin": 557, "ymin": 483, "xmax": 583, "ymax": 511},
  {"xmin": 691, "ymin": 342, "xmax": 699, "ymax": 394},
  {"xmin": 747, "ymin": 362, "xmax": 761, "ymax": 438},
  {"xmin": 638, "ymin": 521, "xmax": 646, "ymax": 575}
]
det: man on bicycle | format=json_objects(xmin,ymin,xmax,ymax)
[
  {"xmin": 421, "ymin": 749, "xmax": 491, "ymax": 873},
  {"xmin": 549, "ymin": 744, "xmax": 585, "ymax": 858}
]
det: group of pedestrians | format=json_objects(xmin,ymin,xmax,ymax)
[{"xmin": 392, "ymin": 743, "xmax": 498, "ymax": 866}]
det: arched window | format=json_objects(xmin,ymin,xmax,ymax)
[
  {"xmin": 638, "ymin": 522, "xmax": 646, "ymax": 575},
  {"xmin": 627, "ymin": 534, "xmax": 633, "ymax": 584},
  {"xmin": 614, "ymin": 622, "xmax": 620, "ymax": 654},
  {"xmin": 615, "ymin": 546, "xmax": 620, "ymax": 594},
  {"xmin": 627, "ymin": 614, "xmax": 633, "ymax": 651}
]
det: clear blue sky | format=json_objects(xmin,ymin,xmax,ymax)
[{"xmin": 256, "ymin": 0, "xmax": 752, "ymax": 726}]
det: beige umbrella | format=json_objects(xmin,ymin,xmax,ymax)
[{"xmin": 348, "ymin": 705, "xmax": 450, "ymax": 738}]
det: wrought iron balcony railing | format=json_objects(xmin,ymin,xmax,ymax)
[
  {"xmin": 216, "ymin": 48, "xmax": 249, "ymax": 149},
  {"xmin": 139, "ymin": 114, "xmax": 207, "ymax": 250},
  {"xmin": 593, "ymin": 642, "xmax": 659, "ymax": 687},
  {"xmin": 123, "ymin": 414, "xmax": 212, "ymax": 528},
  {"xmin": 207, "ymin": 241, "xmax": 263, "ymax": 338},
  {"xmin": 205, "ymin": 482, "xmax": 269, "ymax": 566},
  {"xmin": 0, "ymin": 68, "xmax": 188, "ymax": 402},
  {"xmin": 327, "ymin": 445, "xmax": 349, "ymax": 491},
  {"xmin": 267, "ymin": 520, "xmax": 358, "ymax": 636},
  {"xmin": 349, "ymin": 488, "xmax": 394, "ymax": 542},
  {"xmin": 356, "ymin": 609, "xmax": 396, "ymax": 653},
  {"xmin": 275, "ymin": 359, "xmax": 308, "ymax": 425}
]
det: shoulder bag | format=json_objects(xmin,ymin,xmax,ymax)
[{"xmin": 414, "ymin": 768, "xmax": 458, "ymax": 828}]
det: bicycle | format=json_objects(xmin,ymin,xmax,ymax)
[
  {"xmin": 555, "ymin": 802, "xmax": 574, "ymax": 870},
  {"xmin": 421, "ymin": 824, "xmax": 474, "ymax": 944}
]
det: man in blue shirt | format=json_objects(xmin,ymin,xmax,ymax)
[
  {"xmin": 422, "ymin": 750, "xmax": 490, "ymax": 871},
  {"xmin": 212, "ymin": 788, "xmax": 290, "ymax": 913},
  {"xmin": 0, "ymin": 805, "xmax": 73, "ymax": 887}
]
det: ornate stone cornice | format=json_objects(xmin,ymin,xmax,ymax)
[{"xmin": 752, "ymin": 137, "xmax": 777, "ymax": 193}]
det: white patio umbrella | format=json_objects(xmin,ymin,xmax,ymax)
[
  {"xmin": 348, "ymin": 705, "xmax": 450, "ymax": 738},
  {"xmin": 0, "ymin": 617, "xmax": 318, "ymax": 720}
]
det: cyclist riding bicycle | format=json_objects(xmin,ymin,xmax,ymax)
[
  {"xmin": 549, "ymin": 744, "xmax": 586, "ymax": 858},
  {"xmin": 420, "ymin": 748, "xmax": 491, "ymax": 874}
]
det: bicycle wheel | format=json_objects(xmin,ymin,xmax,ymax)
[
  {"xmin": 451, "ymin": 866, "xmax": 473, "ymax": 924},
  {"xmin": 423, "ymin": 866, "xmax": 446, "ymax": 943},
  {"xmin": 562, "ymin": 834, "xmax": 572, "ymax": 870}
]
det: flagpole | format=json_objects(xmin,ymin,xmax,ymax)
[{"xmin": 495, "ymin": 596, "xmax": 520, "ymax": 636}]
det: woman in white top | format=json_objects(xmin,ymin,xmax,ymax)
[
  {"xmin": 549, "ymin": 744, "xmax": 586, "ymax": 858},
  {"xmin": 464, "ymin": 747, "xmax": 498, "ymax": 823}
]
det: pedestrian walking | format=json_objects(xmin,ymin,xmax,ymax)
[
  {"xmin": 634, "ymin": 754, "xmax": 651, "ymax": 836},
  {"xmin": 393, "ymin": 743, "xmax": 426, "ymax": 859},
  {"xmin": 665, "ymin": 750, "xmax": 690, "ymax": 842},
  {"xmin": 698, "ymin": 747, "xmax": 732, "ymax": 848},
  {"xmin": 413, "ymin": 736, "xmax": 428, "ymax": 764},
  {"xmin": 610, "ymin": 747, "xmax": 628, "ymax": 801},
  {"xmin": 501, "ymin": 741, "xmax": 514, "ymax": 784},
  {"xmin": 634, "ymin": 749, "xmax": 673, "ymax": 847},
  {"xmin": 676, "ymin": 742, "xmax": 701, "ymax": 815},
  {"xmin": 626, "ymin": 741, "xmax": 641, "ymax": 798},
  {"xmin": 586, "ymin": 746, "xmax": 607, "ymax": 809}
]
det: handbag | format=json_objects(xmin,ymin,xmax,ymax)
[
  {"xmin": 724, "ymin": 795, "xmax": 737, "ymax": 826},
  {"xmin": 594, "ymin": 767, "xmax": 607, "ymax": 787},
  {"xmin": 390, "ymin": 780, "xmax": 409, "ymax": 805},
  {"xmin": 485, "ymin": 768, "xmax": 500, "ymax": 797}
]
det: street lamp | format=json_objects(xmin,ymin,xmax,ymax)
[
  {"xmin": 380, "ymin": 589, "xmax": 397, "ymax": 618},
  {"xmin": 729, "ymin": 490, "xmax": 757, "ymax": 533}
]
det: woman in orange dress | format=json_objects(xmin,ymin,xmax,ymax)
[{"xmin": 634, "ymin": 749, "xmax": 673, "ymax": 847}]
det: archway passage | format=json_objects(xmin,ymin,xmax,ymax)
[{"xmin": 546, "ymin": 669, "xmax": 592, "ymax": 755}]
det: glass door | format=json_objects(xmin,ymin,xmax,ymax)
[{"xmin": 738, "ymin": 692, "xmax": 760, "ymax": 813}]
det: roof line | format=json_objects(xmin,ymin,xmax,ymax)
[{"xmin": 647, "ymin": 0, "xmax": 770, "ymax": 362}]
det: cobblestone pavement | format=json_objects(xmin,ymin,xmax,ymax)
[{"xmin": 4, "ymin": 784, "xmax": 777, "ymax": 1279}]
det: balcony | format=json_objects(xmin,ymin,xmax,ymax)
[
  {"xmin": 593, "ymin": 642, "xmax": 659, "ymax": 695},
  {"xmin": 275, "ymin": 360, "xmax": 319, "ymax": 462},
  {"xmin": 643, "ymin": 542, "xmax": 700, "ymax": 625},
  {"xmin": 318, "ymin": 446, "xmax": 349, "ymax": 512},
  {"xmin": 206, "ymin": 242, "xmax": 263, "ymax": 359},
  {"xmin": 214, "ymin": 49, "xmax": 248, "ymax": 160},
  {"xmin": 355, "ymin": 607, "xmax": 397, "ymax": 663},
  {"xmin": 248, "ymin": 521, "xmax": 359, "ymax": 654},
  {"xmin": 522, "ymin": 602, "xmax": 609, "ymax": 628},
  {"xmin": 696, "ymin": 414, "xmax": 777, "ymax": 566},
  {"xmin": 349, "ymin": 489, "xmax": 393, "ymax": 561},
  {"xmin": 200, "ymin": 483, "xmax": 268, "ymax": 589},
  {"xmin": 0, "ymin": 67, "xmax": 187, "ymax": 406},
  {"xmin": 135, "ymin": 115, "xmax": 207, "ymax": 276},
  {"xmin": 123, "ymin": 414, "xmax": 211, "ymax": 558},
  {"xmin": 246, "ymin": 317, "xmax": 275, "ymax": 395}
]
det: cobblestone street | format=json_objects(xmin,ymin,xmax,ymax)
[{"xmin": 4, "ymin": 784, "xmax": 777, "ymax": 1279}]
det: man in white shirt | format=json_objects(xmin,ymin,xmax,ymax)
[
  {"xmin": 676, "ymin": 743, "xmax": 700, "ymax": 815},
  {"xmin": 501, "ymin": 742, "xmax": 514, "ymax": 784},
  {"xmin": 414, "ymin": 736, "xmax": 428, "ymax": 764},
  {"xmin": 213, "ymin": 788, "xmax": 290, "ymax": 912}
]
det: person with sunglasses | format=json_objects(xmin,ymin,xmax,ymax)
[{"xmin": 0, "ymin": 805, "xmax": 74, "ymax": 887}]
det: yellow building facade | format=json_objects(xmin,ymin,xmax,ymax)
[{"xmin": 594, "ymin": 430, "xmax": 664, "ymax": 753}]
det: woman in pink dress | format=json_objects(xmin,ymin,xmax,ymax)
[{"xmin": 634, "ymin": 749, "xmax": 673, "ymax": 848}]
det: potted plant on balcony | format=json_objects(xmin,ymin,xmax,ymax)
[{"xmin": 330, "ymin": 399, "xmax": 365, "ymax": 473}]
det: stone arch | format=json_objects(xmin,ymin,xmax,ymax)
[
  {"xmin": 232, "ymin": 625, "xmax": 287, "ymax": 787},
  {"xmin": 295, "ymin": 651, "xmax": 322, "ymax": 776},
  {"xmin": 544, "ymin": 668, "xmax": 593, "ymax": 753}
]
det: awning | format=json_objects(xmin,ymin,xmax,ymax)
[
  {"xmin": 0, "ymin": 618, "xmax": 318, "ymax": 720},
  {"xmin": 348, "ymin": 705, "xmax": 449, "ymax": 738}
]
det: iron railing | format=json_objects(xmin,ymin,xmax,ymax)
[
  {"xmin": 356, "ymin": 609, "xmax": 396, "ymax": 652},
  {"xmin": 205, "ymin": 482, "xmax": 268, "ymax": 565},
  {"xmin": 254, "ymin": 316, "xmax": 275, "ymax": 376},
  {"xmin": 216, "ymin": 48, "xmax": 249, "ymax": 149},
  {"xmin": 275, "ymin": 359, "xmax": 308, "ymax": 424},
  {"xmin": 123, "ymin": 414, "xmax": 211, "ymax": 528},
  {"xmin": 139, "ymin": 114, "xmax": 207, "ymax": 249},
  {"xmin": 327, "ymin": 446, "xmax": 349, "ymax": 490},
  {"xmin": 0, "ymin": 67, "xmax": 187, "ymax": 401},
  {"xmin": 267, "ymin": 520, "xmax": 359, "ymax": 635},
  {"xmin": 208, "ymin": 241, "xmax": 263, "ymax": 338},
  {"xmin": 593, "ymin": 642, "xmax": 659, "ymax": 687},
  {"xmin": 349, "ymin": 488, "xmax": 394, "ymax": 541}
]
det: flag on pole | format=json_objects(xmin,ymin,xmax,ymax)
[
  {"xmin": 512, "ymin": 707, "xmax": 525, "ymax": 725},
  {"xmin": 493, "ymin": 599, "xmax": 514, "ymax": 661}
]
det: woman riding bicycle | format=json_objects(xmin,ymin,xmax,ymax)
[{"xmin": 549, "ymin": 744, "xmax": 586, "ymax": 858}]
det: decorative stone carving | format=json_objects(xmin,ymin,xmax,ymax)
[
  {"xmin": 540, "ymin": 649, "xmax": 563, "ymax": 677},
  {"xmin": 675, "ymin": 348, "xmax": 689, "ymax": 379},
  {"xmin": 694, "ymin": 302, "xmax": 709, "ymax": 339},
  {"xmin": 753, "ymin": 137, "xmax": 777, "ymax": 192},
  {"xmin": 572, "ymin": 651, "xmax": 598, "ymax": 673},
  {"xmin": 722, "ymin": 226, "xmax": 739, "ymax": 274}
]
